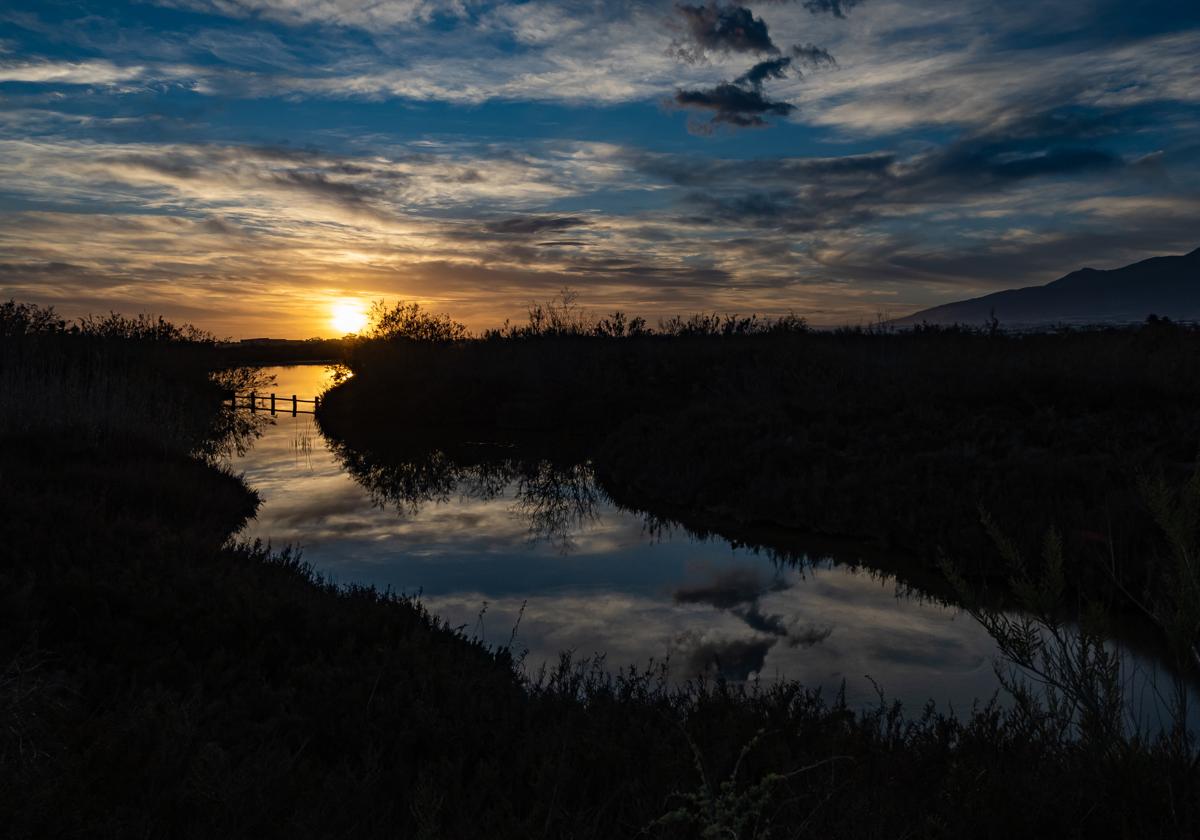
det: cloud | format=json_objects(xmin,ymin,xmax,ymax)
[
  {"xmin": 791, "ymin": 43, "xmax": 836, "ymax": 68},
  {"xmin": 888, "ymin": 121, "xmax": 1129, "ymax": 201},
  {"xmin": 754, "ymin": 0, "xmax": 865, "ymax": 17},
  {"xmin": 799, "ymin": 28, "xmax": 1200, "ymax": 138},
  {"xmin": 800, "ymin": 0, "xmax": 864, "ymax": 18},
  {"xmin": 673, "ymin": 567, "xmax": 829, "ymax": 648},
  {"xmin": 484, "ymin": 215, "xmax": 590, "ymax": 235},
  {"xmin": 735, "ymin": 56, "xmax": 792, "ymax": 87},
  {"xmin": 738, "ymin": 602, "xmax": 791, "ymax": 635},
  {"xmin": 0, "ymin": 60, "xmax": 141, "ymax": 85},
  {"xmin": 676, "ymin": 631, "xmax": 778, "ymax": 680},
  {"xmin": 674, "ymin": 566, "xmax": 786, "ymax": 608},
  {"xmin": 636, "ymin": 104, "xmax": 1141, "ymax": 234},
  {"xmin": 149, "ymin": 0, "xmax": 461, "ymax": 30},
  {"xmin": 672, "ymin": 3, "xmax": 779, "ymax": 62},
  {"xmin": 672, "ymin": 31, "xmax": 837, "ymax": 133},
  {"xmin": 787, "ymin": 623, "xmax": 835, "ymax": 647},
  {"xmin": 675, "ymin": 81, "xmax": 795, "ymax": 130}
]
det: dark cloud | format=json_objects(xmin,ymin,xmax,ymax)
[
  {"xmin": 986, "ymin": 148, "xmax": 1121, "ymax": 179},
  {"xmin": 105, "ymin": 146, "xmax": 396, "ymax": 217},
  {"xmin": 674, "ymin": 568, "xmax": 828, "ymax": 648},
  {"xmin": 401, "ymin": 256, "xmax": 736, "ymax": 294},
  {"xmin": 674, "ymin": 567, "xmax": 786, "ymax": 609},
  {"xmin": 637, "ymin": 104, "xmax": 1138, "ymax": 231},
  {"xmin": 262, "ymin": 170, "xmax": 383, "ymax": 206},
  {"xmin": 484, "ymin": 216, "xmax": 590, "ymax": 235},
  {"xmin": 672, "ymin": 28, "xmax": 832, "ymax": 133},
  {"xmin": 675, "ymin": 81, "xmax": 795, "ymax": 130},
  {"xmin": 678, "ymin": 632, "xmax": 778, "ymax": 680},
  {"xmin": 666, "ymin": 4, "xmax": 840, "ymax": 133},
  {"xmin": 737, "ymin": 602, "xmax": 789, "ymax": 635},
  {"xmin": 800, "ymin": 0, "xmax": 864, "ymax": 17},
  {"xmin": 791, "ymin": 42, "xmax": 837, "ymax": 68},
  {"xmin": 682, "ymin": 187, "xmax": 879, "ymax": 233},
  {"xmin": 756, "ymin": 0, "xmax": 864, "ymax": 15},
  {"xmin": 788, "ymin": 623, "xmax": 835, "ymax": 648},
  {"xmin": 624, "ymin": 149, "xmax": 894, "ymax": 187},
  {"xmin": 735, "ymin": 56, "xmax": 792, "ymax": 88},
  {"xmin": 685, "ymin": 189, "xmax": 796, "ymax": 220},
  {"xmin": 738, "ymin": 604, "xmax": 836, "ymax": 648},
  {"xmin": 673, "ymin": 3, "xmax": 778, "ymax": 62},
  {"xmin": 893, "ymin": 135, "xmax": 1125, "ymax": 201}
]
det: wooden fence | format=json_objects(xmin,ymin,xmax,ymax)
[{"xmin": 230, "ymin": 392, "xmax": 321, "ymax": 416}]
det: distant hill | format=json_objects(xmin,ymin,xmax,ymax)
[{"xmin": 894, "ymin": 246, "xmax": 1200, "ymax": 327}]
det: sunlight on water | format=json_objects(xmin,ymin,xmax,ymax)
[{"xmin": 229, "ymin": 366, "xmax": 1190, "ymax": 721}]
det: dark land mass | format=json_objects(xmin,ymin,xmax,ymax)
[
  {"xmin": 2, "ymin": 303, "xmax": 1199, "ymax": 837},
  {"xmin": 894, "ymin": 246, "xmax": 1200, "ymax": 327},
  {"xmin": 215, "ymin": 337, "xmax": 350, "ymax": 366}
]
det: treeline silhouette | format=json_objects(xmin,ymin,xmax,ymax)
[{"xmin": 3, "ymin": 299, "xmax": 1199, "ymax": 837}]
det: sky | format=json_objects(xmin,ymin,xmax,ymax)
[{"xmin": 1, "ymin": 0, "xmax": 1198, "ymax": 337}]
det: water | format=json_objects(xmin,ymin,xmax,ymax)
[{"xmin": 229, "ymin": 365, "xmax": 1187, "ymax": 718}]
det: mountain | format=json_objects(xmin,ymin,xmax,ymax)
[{"xmin": 894, "ymin": 246, "xmax": 1200, "ymax": 327}]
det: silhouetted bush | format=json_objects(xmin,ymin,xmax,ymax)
[
  {"xmin": 366, "ymin": 300, "xmax": 469, "ymax": 342},
  {"xmin": 77, "ymin": 311, "xmax": 216, "ymax": 343},
  {"xmin": 0, "ymin": 300, "xmax": 67, "ymax": 336}
]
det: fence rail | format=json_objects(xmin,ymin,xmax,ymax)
[{"xmin": 229, "ymin": 392, "xmax": 322, "ymax": 416}]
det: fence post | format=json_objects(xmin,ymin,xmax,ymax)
[
  {"xmin": 292, "ymin": 394, "xmax": 297, "ymax": 417},
  {"xmin": 250, "ymin": 391, "xmax": 256, "ymax": 413},
  {"xmin": 270, "ymin": 393, "xmax": 276, "ymax": 415}
]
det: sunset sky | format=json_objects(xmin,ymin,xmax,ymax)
[{"xmin": 1, "ymin": 0, "xmax": 1198, "ymax": 337}]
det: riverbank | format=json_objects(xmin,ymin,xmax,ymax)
[{"xmin": 3, "ymin": 310, "xmax": 1197, "ymax": 837}]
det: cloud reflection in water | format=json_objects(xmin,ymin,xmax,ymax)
[{"xmin": 232, "ymin": 365, "xmax": 1000, "ymax": 709}]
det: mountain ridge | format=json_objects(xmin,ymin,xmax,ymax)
[{"xmin": 894, "ymin": 246, "xmax": 1200, "ymax": 327}]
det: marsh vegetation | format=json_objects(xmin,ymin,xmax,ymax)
[{"xmin": 3, "ymin": 297, "xmax": 1199, "ymax": 837}]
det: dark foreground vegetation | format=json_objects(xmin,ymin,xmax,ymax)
[{"xmin": 2, "ymin": 299, "xmax": 1199, "ymax": 837}]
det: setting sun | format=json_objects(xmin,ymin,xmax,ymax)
[{"xmin": 330, "ymin": 300, "xmax": 368, "ymax": 335}]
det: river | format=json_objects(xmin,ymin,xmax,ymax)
[{"xmin": 228, "ymin": 364, "xmax": 1185, "ymax": 721}]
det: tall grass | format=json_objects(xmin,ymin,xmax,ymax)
[
  {"xmin": 0, "ymin": 300, "xmax": 266, "ymax": 456},
  {"xmin": 0, "ymin": 335, "xmax": 205, "ymax": 446}
]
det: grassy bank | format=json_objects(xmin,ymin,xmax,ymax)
[{"xmin": 3, "ymin": 301, "xmax": 1198, "ymax": 837}]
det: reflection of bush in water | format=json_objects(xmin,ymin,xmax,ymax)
[
  {"xmin": 512, "ymin": 461, "xmax": 600, "ymax": 548},
  {"xmin": 328, "ymin": 439, "xmax": 601, "ymax": 547}
]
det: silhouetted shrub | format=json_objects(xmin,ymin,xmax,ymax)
[
  {"xmin": 366, "ymin": 300, "xmax": 469, "ymax": 342},
  {"xmin": 0, "ymin": 299, "xmax": 66, "ymax": 336},
  {"xmin": 77, "ymin": 311, "xmax": 216, "ymax": 343}
]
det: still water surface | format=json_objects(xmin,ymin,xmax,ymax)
[{"xmin": 229, "ymin": 365, "xmax": 1177, "ymax": 717}]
